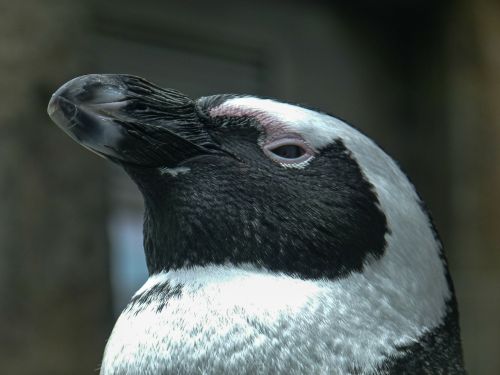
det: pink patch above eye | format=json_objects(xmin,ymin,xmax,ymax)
[{"xmin": 210, "ymin": 102, "xmax": 316, "ymax": 167}]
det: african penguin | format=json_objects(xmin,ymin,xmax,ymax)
[{"xmin": 47, "ymin": 74, "xmax": 466, "ymax": 374}]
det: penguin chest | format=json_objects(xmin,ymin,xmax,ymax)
[
  {"xmin": 100, "ymin": 268, "xmax": 337, "ymax": 375},
  {"xmin": 100, "ymin": 266, "xmax": 432, "ymax": 375}
]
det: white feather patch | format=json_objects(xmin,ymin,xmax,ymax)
[{"xmin": 102, "ymin": 260, "xmax": 446, "ymax": 374}]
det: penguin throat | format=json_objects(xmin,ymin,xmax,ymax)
[{"xmin": 140, "ymin": 197, "xmax": 387, "ymax": 279}]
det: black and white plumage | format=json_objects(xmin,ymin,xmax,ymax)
[{"xmin": 47, "ymin": 74, "xmax": 466, "ymax": 374}]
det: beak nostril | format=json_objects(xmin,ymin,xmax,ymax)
[
  {"xmin": 49, "ymin": 74, "xmax": 128, "ymax": 107},
  {"xmin": 77, "ymin": 84, "xmax": 127, "ymax": 105}
]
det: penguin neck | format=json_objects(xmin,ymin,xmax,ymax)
[
  {"xmin": 122, "ymin": 165, "xmax": 185, "ymax": 274},
  {"xmin": 141, "ymin": 193, "xmax": 193, "ymax": 274},
  {"xmin": 140, "ymin": 184, "xmax": 236, "ymax": 274}
]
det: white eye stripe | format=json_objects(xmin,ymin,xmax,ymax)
[{"xmin": 210, "ymin": 97, "xmax": 338, "ymax": 150}]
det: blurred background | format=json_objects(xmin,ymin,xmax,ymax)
[{"xmin": 0, "ymin": 0, "xmax": 499, "ymax": 373}]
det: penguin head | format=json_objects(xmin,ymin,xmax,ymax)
[
  {"xmin": 47, "ymin": 74, "xmax": 451, "ymax": 297},
  {"xmin": 47, "ymin": 74, "xmax": 393, "ymax": 279}
]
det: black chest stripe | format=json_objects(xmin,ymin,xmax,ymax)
[{"xmin": 126, "ymin": 281, "xmax": 182, "ymax": 314}]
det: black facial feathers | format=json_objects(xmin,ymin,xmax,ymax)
[{"xmin": 128, "ymin": 111, "xmax": 389, "ymax": 279}]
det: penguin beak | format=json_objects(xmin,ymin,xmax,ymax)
[{"xmin": 47, "ymin": 74, "xmax": 216, "ymax": 167}]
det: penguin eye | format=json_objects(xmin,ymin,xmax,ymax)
[
  {"xmin": 269, "ymin": 144, "xmax": 305, "ymax": 159},
  {"xmin": 263, "ymin": 137, "xmax": 315, "ymax": 166}
]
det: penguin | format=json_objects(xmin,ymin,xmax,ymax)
[{"xmin": 47, "ymin": 74, "xmax": 466, "ymax": 375}]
